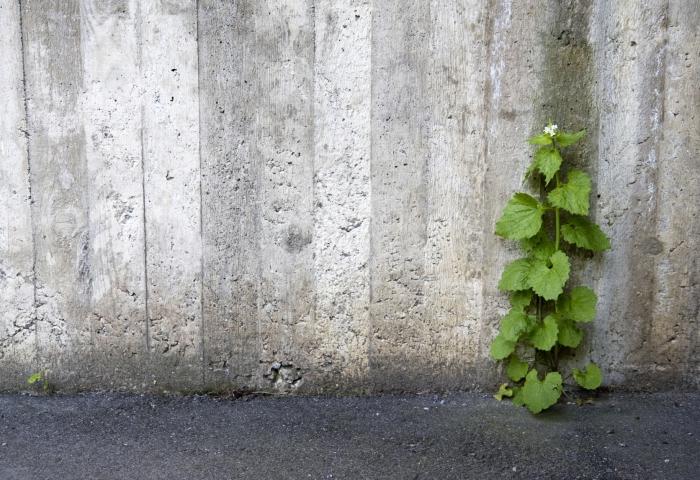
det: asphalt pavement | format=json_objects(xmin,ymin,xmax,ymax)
[{"xmin": 0, "ymin": 391, "xmax": 698, "ymax": 479}]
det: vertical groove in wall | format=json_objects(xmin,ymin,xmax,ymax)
[
  {"xmin": 367, "ymin": 0, "xmax": 375, "ymax": 389},
  {"xmin": 140, "ymin": 107, "xmax": 150, "ymax": 356},
  {"xmin": 309, "ymin": 0, "xmax": 317, "ymax": 388},
  {"xmin": 366, "ymin": 0, "xmax": 374, "ymax": 385},
  {"xmin": 135, "ymin": 0, "xmax": 150, "ymax": 360},
  {"xmin": 195, "ymin": 0, "xmax": 206, "ymax": 390},
  {"xmin": 17, "ymin": 0, "xmax": 39, "ymax": 366}
]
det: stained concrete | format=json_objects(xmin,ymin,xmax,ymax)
[{"xmin": 0, "ymin": 0, "xmax": 698, "ymax": 393}]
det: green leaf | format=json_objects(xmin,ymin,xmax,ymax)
[
  {"xmin": 547, "ymin": 170, "xmax": 591, "ymax": 215},
  {"xmin": 506, "ymin": 355, "xmax": 529, "ymax": 382},
  {"xmin": 27, "ymin": 372, "xmax": 42, "ymax": 385},
  {"xmin": 530, "ymin": 146, "xmax": 563, "ymax": 185},
  {"xmin": 527, "ymin": 251, "xmax": 570, "ymax": 300},
  {"xmin": 528, "ymin": 133, "xmax": 553, "ymax": 145},
  {"xmin": 523, "ymin": 314, "xmax": 539, "ymax": 335},
  {"xmin": 510, "ymin": 290, "xmax": 533, "ymax": 312},
  {"xmin": 512, "ymin": 386, "xmax": 525, "ymax": 406},
  {"xmin": 495, "ymin": 193, "xmax": 546, "ymax": 240},
  {"xmin": 499, "ymin": 259, "xmax": 531, "ymax": 291},
  {"xmin": 556, "ymin": 316, "xmax": 583, "ymax": 348},
  {"xmin": 521, "ymin": 370, "xmax": 563, "ymax": 414},
  {"xmin": 500, "ymin": 310, "xmax": 529, "ymax": 342},
  {"xmin": 573, "ymin": 362, "xmax": 603, "ymax": 390},
  {"xmin": 529, "ymin": 315, "xmax": 559, "ymax": 351},
  {"xmin": 494, "ymin": 383, "xmax": 513, "ymax": 401},
  {"xmin": 561, "ymin": 216, "xmax": 611, "ymax": 252},
  {"xmin": 490, "ymin": 334, "xmax": 516, "ymax": 360},
  {"xmin": 520, "ymin": 231, "xmax": 555, "ymax": 261},
  {"xmin": 555, "ymin": 129, "xmax": 586, "ymax": 147},
  {"xmin": 558, "ymin": 286, "xmax": 597, "ymax": 323}
]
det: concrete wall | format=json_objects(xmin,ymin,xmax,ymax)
[{"xmin": 0, "ymin": 0, "xmax": 698, "ymax": 393}]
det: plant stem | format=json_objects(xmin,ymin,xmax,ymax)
[{"xmin": 555, "ymin": 173, "xmax": 560, "ymax": 251}]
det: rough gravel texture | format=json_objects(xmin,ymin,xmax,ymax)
[{"xmin": 0, "ymin": 391, "xmax": 697, "ymax": 479}]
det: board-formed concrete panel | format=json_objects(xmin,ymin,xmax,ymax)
[{"xmin": 1, "ymin": 0, "xmax": 698, "ymax": 393}]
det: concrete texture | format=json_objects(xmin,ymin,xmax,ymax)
[
  {"xmin": 0, "ymin": 0, "xmax": 698, "ymax": 393},
  {"xmin": 0, "ymin": 392, "xmax": 698, "ymax": 479}
]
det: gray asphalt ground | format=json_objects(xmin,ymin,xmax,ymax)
[{"xmin": 0, "ymin": 391, "xmax": 698, "ymax": 479}]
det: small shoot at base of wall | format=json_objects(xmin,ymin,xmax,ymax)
[
  {"xmin": 27, "ymin": 370, "xmax": 53, "ymax": 395},
  {"xmin": 490, "ymin": 122, "xmax": 610, "ymax": 414}
]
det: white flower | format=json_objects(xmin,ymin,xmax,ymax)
[{"xmin": 544, "ymin": 124, "xmax": 558, "ymax": 137}]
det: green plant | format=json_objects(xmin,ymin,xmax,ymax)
[
  {"xmin": 27, "ymin": 370, "xmax": 51, "ymax": 394},
  {"xmin": 490, "ymin": 122, "xmax": 609, "ymax": 414}
]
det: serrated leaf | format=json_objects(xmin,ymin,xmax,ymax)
[
  {"xmin": 528, "ymin": 133, "xmax": 553, "ymax": 145},
  {"xmin": 561, "ymin": 216, "xmax": 611, "ymax": 252},
  {"xmin": 556, "ymin": 315, "xmax": 583, "ymax": 348},
  {"xmin": 494, "ymin": 383, "xmax": 513, "ymax": 401},
  {"xmin": 510, "ymin": 290, "xmax": 533, "ymax": 312},
  {"xmin": 499, "ymin": 259, "xmax": 531, "ymax": 291},
  {"xmin": 573, "ymin": 362, "xmax": 603, "ymax": 390},
  {"xmin": 495, "ymin": 193, "xmax": 546, "ymax": 240},
  {"xmin": 506, "ymin": 355, "xmax": 529, "ymax": 382},
  {"xmin": 558, "ymin": 286, "xmax": 597, "ymax": 323},
  {"xmin": 527, "ymin": 251, "xmax": 571, "ymax": 300},
  {"xmin": 27, "ymin": 373, "xmax": 42, "ymax": 385},
  {"xmin": 529, "ymin": 315, "xmax": 559, "ymax": 351},
  {"xmin": 555, "ymin": 129, "xmax": 586, "ymax": 147},
  {"xmin": 500, "ymin": 309, "xmax": 529, "ymax": 341},
  {"xmin": 531, "ymin": 146, "xmax": 563, "ymax": 184},
  {"xmin": 547, "ymin": 170, "xmax": 591, "ymax": 215},
  {"xmin": 521, "ymin": 370, "xmax": 563, "ymax": 414},
  {"xmin": 490, "ymin": 334, "xmax": 516, "ymax": 360}
]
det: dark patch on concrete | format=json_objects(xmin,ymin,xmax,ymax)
[
  {"xmin": 284, "ymin": 224, "xmax": 311, "ymax": 253},
  {"xmin": 640, "ymin": 236, "xmax": 664, "ymax": 255},
  {"xmin": 531, "ymin": 0, "xmax": 600, "ymax": 370},
  {"xmin": 159, "ymin": 0, "xmax": 189, "ymax": 16},
  {"xmin": 91, "ymin": 0, "xmax": 129, "ymax": 17},
  {"xmin": 536, "ymin": 0, "xmax": 598, "ymax": 171}
]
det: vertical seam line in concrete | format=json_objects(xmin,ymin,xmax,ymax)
[
  {"xmin": 17, "ymin": 0, "xmax": 39, "ymax": 367},
  {"xmin": 135, "ymin": 0, "xmax": 150, "ymax": 361},
  {"xmin": 134, "ymin": 0, "xmax": 152, "ymax": 387},
  {"xmin": 78, "ymin": 0, "xmax": 95, "ymax": 370},
  {"xmin": 310, "ymin": 0, "xmax": 317, "ymax": 379},
  {"xmin": 367, "ymin": 0, "xmax": 375, "ymax": 391},
  {"xmin": 195, "ymin": 0, "xmax": 206, "ymax": 390},
  {"xmin": 139, "ymin": 106, "xmax": 151, "ymax": 358}
]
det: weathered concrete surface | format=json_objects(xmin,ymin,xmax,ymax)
[
  {"xmin": 0, "ymin": 0, "xmax": 34, "ymax": 390},
  {"xmin": 0, "ymin": 0, "xmax": 698, "ymax": 393},
  {"xmin": 0, "ymin": 392, "xmax": 698, "ymax": 479}
]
